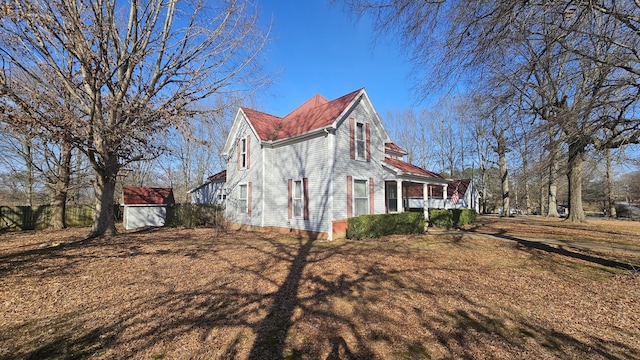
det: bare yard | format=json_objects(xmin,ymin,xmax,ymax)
[{"xmin": 1, "ymin": 216, "xmax": 639, "ymax": 359}]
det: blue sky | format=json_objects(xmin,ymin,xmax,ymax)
[{"xmin": 254, "ymin": 1, "xmax": 424, "ymax": 118}]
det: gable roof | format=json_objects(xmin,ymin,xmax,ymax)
[
  {"xmin": 123, "ymin": 187, "xmax": 175, "ymax": 205},
  {"xmin": 187, "ymin": 170, "xmax": 226, "ymax": 194},
  {"xmin": 383, "ymin": 157, "xmax": 445, "ymax": 179},
  {"xmin": 385, "ymin": 142, "xmax": 408, "ymax": 156},
  {"xmin": 241, "ymin": 89, "xmax": 362, "ymax": 141},
  {"xmin": 208, "ymin": 169, "xmax": 227, "ymax": 182}
]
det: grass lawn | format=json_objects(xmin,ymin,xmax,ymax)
[{"xmin": 0, "ymin": 216, "xmax": 639, "ymax": 359}]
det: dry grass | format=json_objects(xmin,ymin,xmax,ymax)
[
  {"xmin": 0, "ymin": 217, "xmax": 639, "ymax": 359},
  {"xmin": 469, "ymin": 215, "xmax": 640, "ymax": 245}
]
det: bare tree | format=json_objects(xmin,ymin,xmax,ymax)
[
  {"xmin": 385, "ymin": 109, "xmax": 437, "ymax": 170},
  {"xmin": 1, "ymin": 0, "xmax": 271, "ymax": 236},
  {"xmin": 346, "ymin": 0, "xmax": 640, "ymax": 222}
]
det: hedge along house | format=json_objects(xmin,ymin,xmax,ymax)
[
  {"xmin": 214, "ymin": 88, "xmax": 449, "ymax": 239},
  {"xmin": 122, "ymin": 187, "xmax": 175, "ymax": 230}
]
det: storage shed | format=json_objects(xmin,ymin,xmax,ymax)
[{"xmin": 122, "ymin": 187, "xmax": 175, "ymax": 230}]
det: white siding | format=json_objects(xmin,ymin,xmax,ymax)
[
  {"xmin": 124, "ymin": 206, "xmax": 167, "ymax": 230},
  {"xmin": 190, "ymin": 181, "xmax": 225, "ymax": 205},
  {"xmin": 224, "ymin": 116, "xmax": 263, "ymax": 227},
  {"xmin": 331, "ymin": 99, "xmax": 386, "ymax": 220},
  {"xmin": 262, "ymin": 134, "xmax": 331, "ymax": 233}
]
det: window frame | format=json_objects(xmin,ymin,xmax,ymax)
[
  {"xmin": 355, "ymin": 122, "xmax": 365, "ymax": 160},
  {"xmin": 293, "ymin": 180, "xmax": 304, "ymax": 218},
  {"xmin": 240, "ymin": 138, "xmax": 247, "ymax": 168},
  {"xmin": 353, "ymin": 178, "xmax": 369, "ymax": 216},
  {"xmin": 386, "ymin": 182, "xmax": 398, "ymax": 213},
  {"xmin": 238, "ymin": 183, "xmax": 248, "ymax": 213}
]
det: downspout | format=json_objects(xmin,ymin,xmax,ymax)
[
  {"xmin": 261, "ymin": 143, "xmax": 266, "ymax": 227},
  {"xmin": 327, "ymin": 127, "xmax": 335, "ymax": 240}
]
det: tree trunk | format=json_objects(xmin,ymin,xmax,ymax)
[
  {"xmin": 480, "ymin": 166, "xmax": 487, "ymax": 214},
  {"xmin": 89, "ymin": 154, "xmax": 119, "ymax": 238},
  {"xmin": 539, "ymin": 183, "xmax": 546, "ymax": 215},
  {"xmin": 547, "ymin": 138, "xmax": 560, "ymax": 217},
  {"xmin": 605, "ymin": 148, "xmax": 616, "ymax": 217},
  {"xmin": 25, "ymin": 141, "xmax": 34, "ymax": 206},
  {"xmin": 499, "ymin": 152, "xmax": 510, "ymax": 217},
  {"xmin": 49, "ymin": 142, "xmax": 72, "ymax": 230},
  {"xmin": 493, "ymin": 129, "xmax": 510, "ymax": 217},
  {"xmin": 567, "ymin": 142, "xmax": 586, "ymax": 222},
  {"xmin": 523, "ymin": 168, "xmax": 531, "ymax": 214}
]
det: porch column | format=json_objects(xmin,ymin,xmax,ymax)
[
  {"xmin": 396, "ymin": 181, "xmax": 403, "ymax": 213},
  {"xmin": 443, "ymin": 184, "xmax": 448, "ymax": 209},
  {"xmin": 423, "ymin": 183, "xmax": 429, "ymax": 222}
]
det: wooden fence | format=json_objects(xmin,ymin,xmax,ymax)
[{"xmin": 0, "ymin": 204, "xmax": 222, "ymax": 231}]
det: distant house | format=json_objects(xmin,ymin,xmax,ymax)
[
  {"xmin": 188, "ymin": 170, "xmax": 227, "ymax": 205},
  {"xmin": 190, "ymin": 88, "xmax": 451, "ymax": 239},
  {"xmin": 122, "ymin": 187, "xmax": 175, "ymax": 230},
  {"xmin": 405, "ymin": 179, "xmax": 480, "ymax": 213}
]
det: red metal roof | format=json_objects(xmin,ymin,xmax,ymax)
[
  {"xmin": 383, "ymin": 157, "xmax": 444, "ymax": 179},
  {"xmin": 207, "ymin": 170, "xmax": 227, "ymax": 182},
  {"xmin": 385, "ymin": 142, "xmax": 407, "ymax": 154},
  {"xmin": 242, "ymin": 89, "xmax": 362, "ymax": 141},
  {"xmin": 123, "ymin": 187, "xmax": 175, "ymax": 205}
]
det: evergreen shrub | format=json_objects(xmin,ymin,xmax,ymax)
[{"xmin": 346, "ymin": 212, "xmax": 425, "ymax": 239}]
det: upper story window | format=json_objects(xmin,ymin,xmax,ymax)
[
  {"xmin": 356, "ymin": 122, "xmax": 365, "ymax": 159},
  {"xmin": 240, "ymin": 138, "xmax": 247, "ymax": 168}
]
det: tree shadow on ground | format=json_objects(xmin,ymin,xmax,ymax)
[
  {"xmin": 475, "ymin": 229, "xmax": 640, "ymax": 271},
  {"xmin": 2, "ymin": 229, "xmax": 639, "ymax": 359}
]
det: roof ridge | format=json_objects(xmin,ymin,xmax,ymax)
[
  {"xmin": 242, "ymin": 88, "xmax": 363, "ymax": 141},
  {"xmin": 284, "ymin": 93, "xmax": 329, "ymax": 119}
]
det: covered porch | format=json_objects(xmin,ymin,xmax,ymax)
[{"xmin": 382, "ymin": 157, "xmax": 449, "ymax": 220}]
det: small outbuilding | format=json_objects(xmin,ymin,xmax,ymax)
[{"xmin": 122, "ymin": 187, "xmax": 175, "ymax": 230}]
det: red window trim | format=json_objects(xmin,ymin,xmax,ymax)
[
  {"xmin": 347, "ymin": 175, "xmax": 353, "ymax": 218},
  {"xmin": 303, "ymin": 177, "xmax": 309, "ymax": 220}
]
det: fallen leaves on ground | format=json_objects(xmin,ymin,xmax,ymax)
[{"xmin": 0, "ymin": 217, "xmax": 639, "ymax": 359}]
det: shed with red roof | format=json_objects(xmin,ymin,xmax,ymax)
[{"xmin": 122, "ymin": 187, "xmax": 175, "ymax": 230}]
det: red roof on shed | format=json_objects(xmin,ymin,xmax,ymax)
[
  {"xmin": 241, "ymin": 89, "xmax": 362, "ymax": 141},
  {"xmin": 123, "ymin": 187, "xmax": 175, "ymax": 205}
]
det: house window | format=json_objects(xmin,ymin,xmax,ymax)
[
  {"xmin": 354, "ymin": 179, "xmax": 369, "ymax": 216},
  {"xmin": 239, "ymin": 184, "xmax": 247, "ymax": 213},
  {"xmin": 240, "ymin": 138, "xmax": 247, "ymax": 168},
  {"xmin": 386, "ymin": 182, "xmax": 397, "ymax": 213},
  {"xmin": 293, "ymin": 180, "xmax": 303, "ymax": 217},
  {"xmin": 356, "ymin": 122, "xmax": 365, "ymax": 159}
]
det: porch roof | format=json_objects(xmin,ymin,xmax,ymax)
[{"xmin": 382, "ymin": 158, "xmax": 449, "ymax": 184}]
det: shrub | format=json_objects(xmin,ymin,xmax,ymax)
[
  {"xmin": 430, "ymin": 208, "xmax": 477, "ymax": 228},
  {"xmin": 452, "ymin": 209, "xmax": 477, "ymax": 226},
  {"xmin": 166, "ymin": 204, "xmax": 225, "ymax": 228},
  {"xmin": 346, "ymin": 212, "xmax": 425, "ymax": 239},
  {"xmin": 429, "ymin": 209, "xmax": 453, "ymax": 229}
]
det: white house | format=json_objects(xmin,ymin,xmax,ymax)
[
  {"xmin": 188, "ymin": 170, "xmax": 227, "ymax": 205},
  {"xmin": 199, "ymin": 88, "xmax": 451, "ymax": 239}
]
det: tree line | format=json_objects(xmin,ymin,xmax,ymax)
[
  {"xmin": 2, "ymin": 0, "xmax": 640, "ymax": 238},
  {"xmin": 1, "ymin": 0, "xmax": 270, "ymax": 236},
  {"xmin": 347, "ymin": 0, "xmax": 640, "ymax": 221}
]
